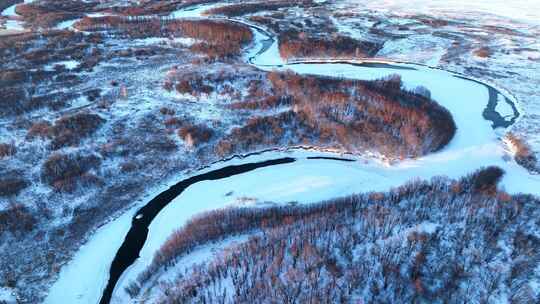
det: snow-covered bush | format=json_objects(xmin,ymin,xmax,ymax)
[
  {"xmin": 178, "ymin": 124, "xmax": 214, "ymax": 148},
  {"xmin": 49, "ymin": 112, "xmax": 105, "ymax": 149},
  {"xmin": 0, "ymin": 143, "xmax": 16, "ymax": 158},
  {"xmin": 40, "ymin": 152, "xmax": 101, "ymax": 192},
  {"xmin": 0, "ymin": 171, "xmax": 29, "ymax": 197},
  {"xmin": 506, "ymin": 133, "xmax": 538, "ymax": 173},
  {"xmin": 0, "ymin": 204, "xmax": 36, "ymax": 238}
]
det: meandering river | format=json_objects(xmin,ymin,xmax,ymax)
[{"xmin": 44, "ymin": 2, "xmax": 539, "ymax": 304}]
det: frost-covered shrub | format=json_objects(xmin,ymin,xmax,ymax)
[
  {"xmin": 0, "ymin": 204, "xmax": 36, "ymax": 237},
  {"xmin": 0, "ymin": 143, "xmax": 16, "ymax": 158},
  {"xmin": 413, "ymin": 85, "xmax": 431, "ymax": 99},
  {"xmin": 474, "ymin": 46, "xmax": 492, "ymax": 58},
  {"xmin": 0, "ymin": 171, "xmax": 29, "ymax": 197},
  {"xmin": 178, "ymin": 124, "xmax": 214, "ymax": 148},
  {"xmin": 506, "ymin": 133, "xmax": 538, "ymax": 173},
  {"xmin": 41, "ymin": 153, "xmax": 101, "ymax": 192},
  {"xmin": 159, "ymin": 107, "xmax": 175, "ymax": 116},
  {"xmin": 50, "ymin": 112, "xmax": 105, "ymax": 149},
  {"xmin": 0, "ymin": 69, "xmax": 28, "ymax": 86},
  {"xmin": 470, "ymin": 166, "xmax": 505, "ymax": 193},
  {"xmin": 174, "ymin": 78, "xmax": 214, "ymax": 96},
  {"xmin": 163, "ymin": 117, "xmax": 184, "ymax": 129},
  {"xmin": 26, "ymin": 113, "xmax": 104, "ymax": 149},
  {"xmin": 0, "ymin": 87, "xmax": 29, "ymax": 116},
  {"xmin": 27, "ymin": 120, "xmax": 53, "ymax": 139}
]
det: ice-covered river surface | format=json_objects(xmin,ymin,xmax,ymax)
[{"xmin": 45, "ymin": 3, "xmax": 540, "ymax": 304}]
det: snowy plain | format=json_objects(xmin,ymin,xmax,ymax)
[
  {"xmin": 342, "ymin": 0, "xmax": 540, "ymax": 26},
  {"xmin": 43, "ymin": 60, "xmax": 81, "ymax": 71},
  {"xmin": 43, "ymin": 1, "xmax": 540, "ymax": 304},
  {"xmin": 0, "ymin": 287, "xmax": 16, "ymax": 304}
]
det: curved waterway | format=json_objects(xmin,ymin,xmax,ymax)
[
  {"xmin": 44, "ymin": 2, "xmax": 539, "ymax": 304},
  {"xmin": 99, "ymin": 157, "xmax": 295, "ymax": 304}
]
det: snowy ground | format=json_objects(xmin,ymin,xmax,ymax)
[
  {"xmin": 4, "ymin": 1, "xmax": 537, "ymax": 303},
  {"xmin": 341, "ymin": 0, "xmax": 540, "ymax": 25},
  {"xmin": 43, "ymin": 60, "xmax": 81, "ymax": 71},
  {"xmin": 0, "ymin": 287, "xmax": 16, "ymax": 304},
  {"xmin": 47, "ymin": 8, "xmax": 540, "ymax": 301}
]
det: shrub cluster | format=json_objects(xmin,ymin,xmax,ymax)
[
  {"xmin": 228, "ymin": 95, "xmax": 293, "ymax": 110},
  {"xmin": 469, "ymin": 166, "xmax": 504, "ymax": 193},
  {"xmin": 506, "ymin": 133, "xmax": 539, "ymax": 173},
  {"xmin": 178, "ymin": 124, "xmax": 214, "ymax": 148},
  {"xmin": 14, "ymin": 1, "xmax": 88, "ymax": 28},
  {"xmin": 0, "ymin": 143, "xmax": 16, "ymax": 158},
  {"xmin": 26, "ymin": 112, "xmax": 105, "ymax": 149},
  {"xmin": 50, "ymin": 112, "xmax": 104, "ymax": 149},
  {"xmin": 164, "ymin": 64, "xmax": 263, "ymax": 98},
  {"xmin": 474, "ymin": 47, "xmax": 492, "ymax": 58},
  {"xmin": 0, "ymin": 204, "xmax": 36, "ymax": 238},
  {"xmin": 0, "ymin": 170, "xmax": 29, "ymax": 197},
  {"xmin": 0, "ymin": 86, "xmax": 29, "ymax": 116},
  {"xmin": 75, "ymin": 17, "xmax": 253, "ymax": 59},
  {"xmin": 174, "ymin": 78, "xmax": 214, "ymax": 96},
  {"xmin": 41, "ymin": 152, "xmax": 101, "ymax": 192}
]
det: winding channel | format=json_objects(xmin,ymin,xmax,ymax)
[
  {"xmin": 99, "ymin": 157, "xmax": 295, "ymax": 304},
  {"xmin": 43, "ymin": 2, "xmax": 539, "ymax": 304}
]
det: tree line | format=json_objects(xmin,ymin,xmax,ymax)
[
  {"xmin": 279, "ymin": 29, "xmax": 382, "ymax": 60},
  {"xmin": 75, "ymin": 17, "xmax": 253, "ymax": 60}
]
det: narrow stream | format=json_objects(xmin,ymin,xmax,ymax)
[{"xmin": 98, "ymin": 157, "xmax": 295, "ymax": 304}]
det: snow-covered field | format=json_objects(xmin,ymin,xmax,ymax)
[
  {"xmin": 343, "ymin": 0, "xmax": 540, "ymax": 25},
  {"xmin": 43, "ymin": 2, "xmax": 540, "ymax": 302},
  {"xmin": 0, "ymin": 0, "xmax": 535, "ymax": 302},
  {"xmin": 0, "ymin": 287, "xmax": 16, "ymax": 304},
  {"xmin": 43, "ymin": 60, "xmax": 81, "ymax": 71}
]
